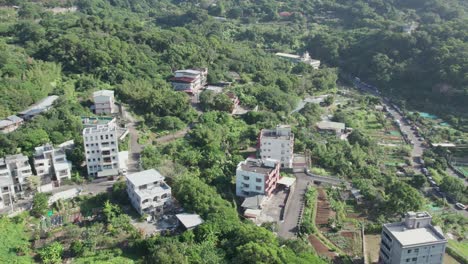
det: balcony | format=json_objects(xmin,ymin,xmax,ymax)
[{"xmin": 58, "ymin": 170, "xmax": 69, "ymax": 177}]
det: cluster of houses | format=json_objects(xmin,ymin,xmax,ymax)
[
  {"xmin": 235, "ymin": 125, "xmax": 296, "ymax": 218},
  {"xmin": 0, "ymin": 95, "xmax": 59, "ymax": 134},
  {"xmin": 0, "ymin": 143, "xmax": 72, "ymax": 209}
]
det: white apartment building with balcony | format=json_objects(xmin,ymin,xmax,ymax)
[
  {"xmin": 93, "ymin": 90, "xmax": 115, "ymax": 115},
  {"xmin": 379, "ymin": 211, "xmax": 447, "ymax": 264},
  {"xmin": 0, "ymin": 158, "xmax": 15, "ymax": 209},
  {"xmin": 83, "ymin": 124, "xmax": 120, "ymax": 177},
  {"xmin": 33, "ymin": 143, "xmax": 71, "ymax": 186},
  {"xmin": 4, "ymin": 154, "xmax": 33, "ymax": 195},
  {"xmin": 258, "ymin": 125, "xmax": 294, "ymax": 168},
  {"xmin": 236, "ymin": 158, "xmax": 281, "ymax": 197},
  {"xmin": 126, "ymin": 169, "xmax": 172, "ymax": 216}
]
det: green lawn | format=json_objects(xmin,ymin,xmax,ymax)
[
  {"xmin": 0, "ymin": 217, "xmax": 34, "ymax": 263},
  {"xmin": 448, "ymin": 240, "xmax": 468, "ymax": 258}
]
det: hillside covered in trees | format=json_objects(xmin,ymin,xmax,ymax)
[{"xmin": 0, "ymin": 0, "xmax": 466, "ymax": 262}]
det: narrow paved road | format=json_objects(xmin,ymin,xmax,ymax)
[
  {"xmin": 278, "ymin": 173, "xmax": 314, "ymax": 238},
  {"xmin": 278, "ymin": 172, "xmax": 347, "ymax": 239},
  {"xmin": 355, "ymin": 81, "xmax": 468, "ymax": 217},
  {"xmin": 121, "ymin": 105, "xmax": 142, "ymax": 173}
]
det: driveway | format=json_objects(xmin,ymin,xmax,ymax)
[
  {"xmin": 121, "ymin": 105, "xmax": 142, "ymax": 173},
  {"xmin": 278, "ymin": 172, "xmax": 314, "ymax": 238}
]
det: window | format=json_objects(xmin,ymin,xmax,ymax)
[
  {"xmin": 255, "ymin": 186, "xmax": 261, "ymax": 191},
  {"xmin": 408, "ymin": 250, "xmax": 412, "ymax": 253},
  {"xmin": 414, "ymin": 249, "xmax": 419, "ymax": 253},
  {"xmin": 256, "ymin": 178, "xmax": 262, "ymax": 183},
  {"xmin": 411, "ymin": 258, "xmax": 417, "ymax": 262},
  {"xmin": 406, "ymin": 259, "xmax": 410, "ymax": 263},
  {"xmin": 243, "ymin": 176, "xmax": 249, "ymax": 181}
]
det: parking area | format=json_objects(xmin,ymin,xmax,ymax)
[{"xmin": 255, "ymin": 187, "xmax": 288, "ymax": 225}]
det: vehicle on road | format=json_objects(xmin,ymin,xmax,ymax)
[
  {"xmin": 421, "ymin": 168, "xmax": 429, "ymax": 176},
  {"xmin": 455, "ymin": 203, "xmax": 466, "ymax": 210}
]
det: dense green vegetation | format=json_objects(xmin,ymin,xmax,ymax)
[
  {"xmin": 0, "ymin": 0, "xmax": 466, "ymax": 262},
  {"xmin": 0, "ymin": 217, "xmax": 33, "ymax": 263}
]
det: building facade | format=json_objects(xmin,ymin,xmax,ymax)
[
  {"xmin": 275, "ymin": 51, "xmax": 321, "ymax": 69},
  {"xmin": 4, "ymin": 154, "xmax": 33, "ymax": 195},
  {"xmin": 83, "ymin": 124, "xmax": 120, "ymax": 177},
  {"xmin": 379, "ymin": 212, "xmax": 447, "ymax": 264},
  {"xmin": 0, "ymin": 115, "xmax": 24, "ymax": 134},
  {"xmin": 236, "ymin": 158, "xmax": 281, "ymax": 197},
  {"xmin": 93, "ymin": 90, "xmax": 115, "ymax": 115},
  {"xmin": 258, "ymin": 125, "xmax": 294, "ymax": 168},
  {"xmin": 34, "ymin": 143, "xmax": 71, "ymax": 186},
  {"xmin": 316, "ymin": 121, "xmax": 347, "ymax": 138},
  {"xmin": 0, "ymin": 159, "xmax": 15, "ymax": 209},
  {"xmin": 126, "ymin": 169, "xmax": 172, "ymax": 216},
  {"xmin": 170, "ymin": 68, "xmax": 208, "ymax": 94}
]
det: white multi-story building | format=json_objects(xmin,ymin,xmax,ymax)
[
  {"xmin": 126, "ymin": 169, "xmax": 172, "ymax": 216},
  {"xmin": 34, "ymin": 143, "xmax": 71, "ymax": 186},
  {"xmin": 258, "ymin": 125, "xmax": 294, "ymax": 168},
  {"xmin": 4, "ymin": 154, "xmax": 33, "ymax": 195},
  {"xmin": 0, "ymin": 158, "xmax": 15, "ymax": 209},
  {"xmin": 83, "ymin": 124, "xmax": 120, "ymax": 177},
  {"xmin": 93, "ymin": 90, "xmax": 115, "ymax": 115},
  {"xmin": 379, "ymin": 212, "xmax": 447, "ymax": 264},
  {"xmin": 236, "ymin": 158, "xmax": 281, "ymax": 197}
]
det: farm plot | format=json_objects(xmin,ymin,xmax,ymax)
[
  {"xmin": 316, "ymin": 189, "xmax": 334, "ymax": 227},
  {"xmin": 315, "ymin": 188, "xmax": 363, "ymax": 258},
  {"xmin": 364, "ymin": 235, "xmax": 381, "ymax": 264}
]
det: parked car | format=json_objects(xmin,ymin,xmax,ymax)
[
  {"xmin": 429, "ymin": 180, "xmax": 437, "ymax": 186},
  {"xmin": 455, "ymin": 203, "xmax": 466, "ymax": 210}
]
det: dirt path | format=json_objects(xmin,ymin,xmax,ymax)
[
  {"xmin": 316, "ymin": 188, "xmax": 334, "ymax": 226},
  {"xmin": 308, "ymin": 235, "xmax": 338, "ymax": 258},
  {"xmin": 154, "ymin": 128, "xmax": 189, "ymax": 144}
]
